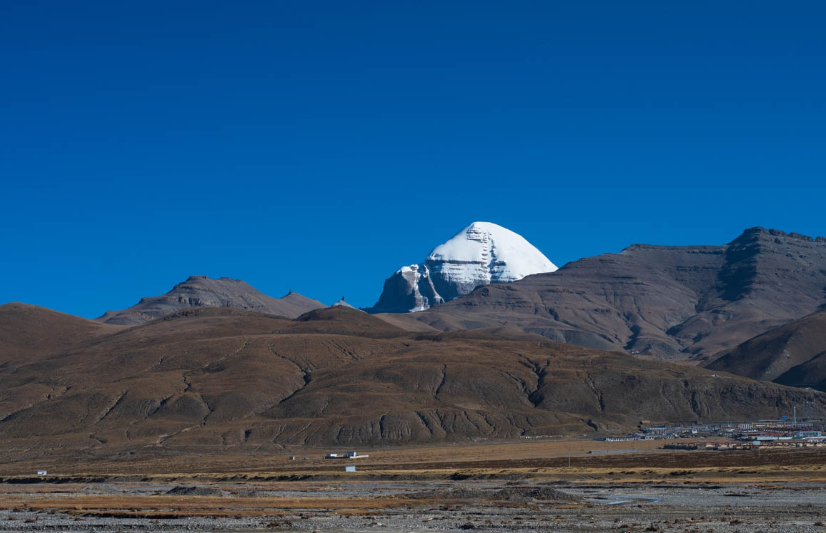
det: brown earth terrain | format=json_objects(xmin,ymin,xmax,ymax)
[
  {"xmin": 707, "ymin": 308, "xmax": 826, "ymax": 391},
  {"xmin": 1, "ymin": 304, "xmax": 823, "ymax": 460},
  {"xmin": 0, "ymin": 302, "xmax": 125, "ymax": 364}
]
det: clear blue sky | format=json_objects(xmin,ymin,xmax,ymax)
[{"xmin": 1, "ymin": 1, "xmax": 825, "ymax": 317}]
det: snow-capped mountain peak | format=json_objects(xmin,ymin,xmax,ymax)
[
  {"xmin": 427, "ymin": 222, "xmax": 557, "ymax": 287},
  {"xmin": 368, "ymin": 222, "xmax": 556, "ymax": 313}
]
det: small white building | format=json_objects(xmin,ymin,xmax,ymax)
[
  {"xmin": 344, "ymin": 451, "xmax": 369, "ymax": 459},
  {"xmin": 37, "ymin": 470, "xmax": 47, "ymax": 476},
  {"xmin": 345, "ymin": 465, "xmax": 356, "ymax": 472}
]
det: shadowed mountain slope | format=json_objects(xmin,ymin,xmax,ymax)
[
  {"xmin": 706, "ymin": 308, "xmax": 826, "ymax": 391},
  {"xmin": 96, "ymin": 276, "xmax": 325, "ymax": 325},
  {"xmin": 383, "ymin": 228, "xmax": 826, "ymax": 361},
  {"xmin": 0, "ymin": 306, "xmax": 822, "ymax": 460}
]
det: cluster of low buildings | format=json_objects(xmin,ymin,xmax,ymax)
[
  {"xmin": 664, "ymin": 436, "xmax": 826, "ymax": 451},
  {"xmin": 598, "ymin": 417, "xmax": 826, "ymax": 450}
]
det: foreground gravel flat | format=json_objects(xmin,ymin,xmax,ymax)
[{"xmin": 2, "ymin": 480, "xmax": 826, "ymax": 532}]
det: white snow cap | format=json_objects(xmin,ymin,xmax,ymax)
[{"xmin": 427, "ymin": 221, "xmax": 557, "ymax": 283}]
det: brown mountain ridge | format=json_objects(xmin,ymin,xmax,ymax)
[
  {"xmin": 0, "ymin": 303, "xmax": 124, "ymax": 364},
  {"xmin": 706, "ymin": 308, "xmax": 826, "ymax": 391},
  {"xmin": 96, "ymin": 275, "xmax": 325, "ymax": 325},
  {"xmin": 0, "ymin": 304, "xmax": 822, "ymax": 460},
  {"xmin": 382, "ymin": 228, "xmax": 826, "ymax": 361}
]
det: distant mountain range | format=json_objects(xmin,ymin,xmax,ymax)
[
  {"xmin": 3, "ymin": 223, "xmax": 826, "ymax": 458},
  {"xmin": 385, "ymin": 227, "xmax": 826, "ymax": 362},
  {"xmin": 97, "ymin": 275, "xmax": 324, "ymax": 325},
  {"xmin": 8, "ymin": 223, "xmax": 826, "ymax": 367},
  {"xmin": 49, "ymin": 223, "xmax": 826, "ymax": 366}
]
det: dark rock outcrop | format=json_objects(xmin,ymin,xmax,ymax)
[{"xmin": 368, "ymin": 265, "xmax": 444, "ymax": 313}]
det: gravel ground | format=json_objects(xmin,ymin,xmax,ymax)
[{"xmin": 2, "ymin": 481, "xmax": 826, "ymax": 532}]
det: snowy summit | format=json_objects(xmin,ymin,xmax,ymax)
[
  {"xmin": 368, "ymin": 222, "xmax": 557, "ymax": 313},
  {"xmin": 427, "ymin": 221, "xmax": 558, "ymax": 290}
]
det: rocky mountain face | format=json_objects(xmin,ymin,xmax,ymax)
[
  {"xmin": 386, "ymin": 228, "xmax": 826, "ymax": 361},
  {"xmin": 0, "ymin": 305, "xmax": 821, "ymax": 459},
  {"xmin": 368, "ymin": 265, "xmax": 444, "ymax": 313},
  {"xmin": 707, "ymin": 308, "xmax": 826, "ymax": 391},
  {"xmin": 368, "ymin": 222, "xmax": 557, "ymax": 313},
  {"xmin": 96, "ymin": 276, "xmax": 324, "ymax": 325}
]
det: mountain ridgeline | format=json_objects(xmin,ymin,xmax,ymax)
[
  {"xmin": 0, "ymin": 303, "xmax": 822, "ymax": 460},
  {"xmin": 97, "ymin": 276, "xmax": 324, "ymax": 325},
  {"xmin": 388, "ymin": 227, "xmax": 826, "ymax": 361},
  {"xmin": 3, "ymin": 224, "xmax": 826, "ymax": 459},
  {"xmin": 707, "ymin": 308, "xmax": 826, "ymax": 391}
]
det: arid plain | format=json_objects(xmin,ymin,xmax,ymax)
[{"xmin": 4, "ymin": 439, "xmax": 826, "ymax": 532}]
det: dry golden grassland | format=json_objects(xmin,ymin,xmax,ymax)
[
  {"xmin": 0, "ymin": 437, "xmax": 667, "ymax": 475},
  {"xmin": 3, "ymin": 440, "xmax": 826, "ymax": 526},
  {"xmin": 3, "ymin": 437, "xmax": 826, "ymax": 482}
]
